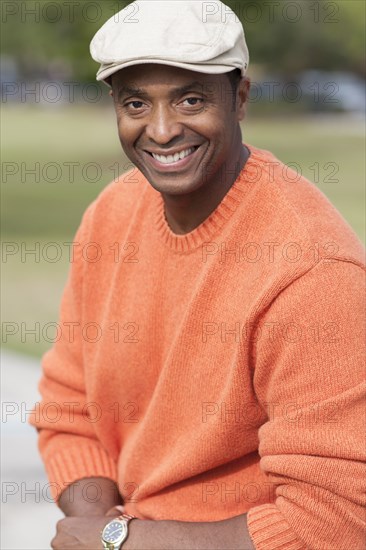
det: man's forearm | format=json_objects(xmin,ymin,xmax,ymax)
[
  {"xmin": 56, "ymin": 479, "xmax": 255, "ymax": 549},
  {"xmin": 58, "ymin": 477, "xmax": 123, "ymax": 516},
  {"xmin": 52, "ymin": 500, "xmax": 255, "ymax": 549},
  {"xmin": 126, "ymin": 513, "xmax": 255, "ymax": 550}
]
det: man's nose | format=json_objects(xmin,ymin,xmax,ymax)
[{"xmin": 144, "ymin": 104, "xmax": 183, "ymax": 145}]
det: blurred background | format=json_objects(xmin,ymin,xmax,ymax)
[{"xmin": 1, "ymin": 0, "xmax": 365, "ymax": 548}]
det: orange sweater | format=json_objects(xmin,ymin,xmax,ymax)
[{"xmin": 31, "ymin": 145, "xmax": 366, "ymax": 549}]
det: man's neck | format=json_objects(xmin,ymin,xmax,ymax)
[{"xmin": 162, "ymin": 144, "xmax": 250, "ymax": 235}]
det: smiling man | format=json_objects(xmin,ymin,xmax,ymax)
[
  {"xmin": 110, "ymin": 63, "xmax": 249, "ymax": 234},
  {"xmin": 31, "ymin": 1, "xmax": 366, "ymax": 549}
]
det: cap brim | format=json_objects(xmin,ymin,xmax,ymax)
[{"xmin": 97, "ymin": 59, "xmax": 244, "ymax": 88}]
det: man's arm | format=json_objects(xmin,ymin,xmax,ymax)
[
  {"xmin": 51, "ymin": 511, "xmax": 255, "ymax": 549},
  {"xmin": 55, "ymin": 478, "xmax": 255, "ymax": 549},
  {"xmin": 54, "ymin": 478, "xmax": 255, "ymax": 549},
  {"xmin": 246, "ymin": 259, "xmax": 366, "ymax": 549},
  {"xmin": 29, "ymin": 204, "xmax": 119, "ymax": 503},
  {"xmin": 125, "ymin": 513, "xmax": 255, "ymax": 550}
]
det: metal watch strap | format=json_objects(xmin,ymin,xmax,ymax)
[{"xmin": 118, "ymin": 513, "xmax": 135, "ymax": 522}]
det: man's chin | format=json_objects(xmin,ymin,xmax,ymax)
[{"xmin": 148, "ymin": 177, "xmax": 202, "ymax": 197}]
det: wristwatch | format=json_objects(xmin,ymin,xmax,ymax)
[{"xmin": 101, "ymin": 513, "xmax": 135, "ymax": 550}]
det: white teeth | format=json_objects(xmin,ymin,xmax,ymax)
[{"xmin": 152, "ymin": 147, "xmax": 195, "ymax": 164}]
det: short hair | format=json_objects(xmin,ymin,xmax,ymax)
[
  {"xmin": 226, "ymin": 68, "xmax": 242, "ymax": 110},
  {"xmin": 227, "ymin": 68, "xmax": 242, "ymax": 94}
]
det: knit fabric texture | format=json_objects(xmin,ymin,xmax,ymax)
[{"xmin": 30, "ymin": 145, "xmax": 366, "ymax": 549}]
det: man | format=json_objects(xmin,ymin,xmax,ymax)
[{"xmin": 31, "ymin": 1, "xmax": 366, "ymax": 549}]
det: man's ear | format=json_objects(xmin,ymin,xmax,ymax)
[
  {"xmin": 237, "ymin": 77, "xmax": 250, "ymax": 121},
  {"xmin": 109, "ymin": 89, "xmax": 114, "ymax": 98}
]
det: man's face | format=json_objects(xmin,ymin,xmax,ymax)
[{"xmin": 111, "ymin": 64, "xmax": 248, "ymax": 196}]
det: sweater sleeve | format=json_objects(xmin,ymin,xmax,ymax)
[
  {"xmin": 29, "ymin": 204, "xmax": 118, "ymax": 502},
  {"xmin": 246, "ymin": 259, "xmax": 366, "ymax": 550}
]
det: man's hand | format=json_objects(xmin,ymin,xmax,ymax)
[{"xmin": 51, "ymin": 515, "xmax": 116, "ymax": 550}]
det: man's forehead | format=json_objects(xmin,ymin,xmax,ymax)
[{"xmin": 112, "ymin": 64, "xmax": 229, "ymax": 91}]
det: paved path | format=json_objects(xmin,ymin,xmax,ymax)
[{"xmin": 1, "ymin": 349, "xmax": 63, "ymax": 550}]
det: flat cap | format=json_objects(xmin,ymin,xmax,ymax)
[{"xmin": 90, "ymin": 0, "xmax": 249, "ymax": 87}]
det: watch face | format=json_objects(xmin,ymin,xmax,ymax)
[{"xmin": 102, "ymin": 520, "xmax": 127, "ymax": 543}]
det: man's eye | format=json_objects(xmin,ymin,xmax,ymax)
[
  {"xmin": 126, "ymin": 101, "xmax": 145, "ymax": 109},
  {"xmin": 182, "ymin": 97, "xmax": 204, "ymax": 107}
]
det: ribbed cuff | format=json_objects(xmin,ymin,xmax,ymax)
[
  {"xmin": 247, "ymin": 504, "xmax": 307, "ymax": 550},
  {"xmin": 44, "ymin": 443, "xmax": 118, "ymax": 502}
]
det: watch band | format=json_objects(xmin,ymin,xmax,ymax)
[{"xmin": 119, "ymin": 513, "xmax": 135, "ymax": 522}]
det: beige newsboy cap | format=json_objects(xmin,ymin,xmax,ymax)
[{"xmin": 90, "ymin": 0, "xmax": 249, "ymax": 87}]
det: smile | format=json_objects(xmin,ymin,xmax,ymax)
[{"xmin": 148, "ymin": 146, "xmax": 199, "ymax": 166}]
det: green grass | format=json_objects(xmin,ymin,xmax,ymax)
[
  {"xmin": 2, "ymin": 105, "xmax": 365, "ymax": 357},
  {"xmin": 2, "ymin": 104, "xmax": 122, "ymax": 238}
]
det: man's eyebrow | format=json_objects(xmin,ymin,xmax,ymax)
[
  {"xmin": 117, "ymin": 81, "xmax": 206, "ymax": 98},
  {"xmin": 118, "ymin": 85, "xmax": 147, "ymax": 97},
  {"xmin": 172, "ymin": 81, "xmax": 205, "ymax": 95}
]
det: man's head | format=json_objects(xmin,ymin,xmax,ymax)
[
  {"xmin": 108, "ymin": 63, "xmax": 249, "ymax": 196},
  {"xmin": 90, "ymin": 1, "xmax": 250, "ymax": 197}
]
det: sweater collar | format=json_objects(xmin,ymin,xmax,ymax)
[{"xmin": 154, "ymin": 144, "xmax": 262, "ymax": 253}]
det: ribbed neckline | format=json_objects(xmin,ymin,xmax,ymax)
[{"xmin": 154, "ymin": 144, "xmax": 264, "ymax": 253}]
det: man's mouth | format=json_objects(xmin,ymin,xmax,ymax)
[{"xmin": 147, "ymin": 146, "xmax": 199, "ymax": 166}]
